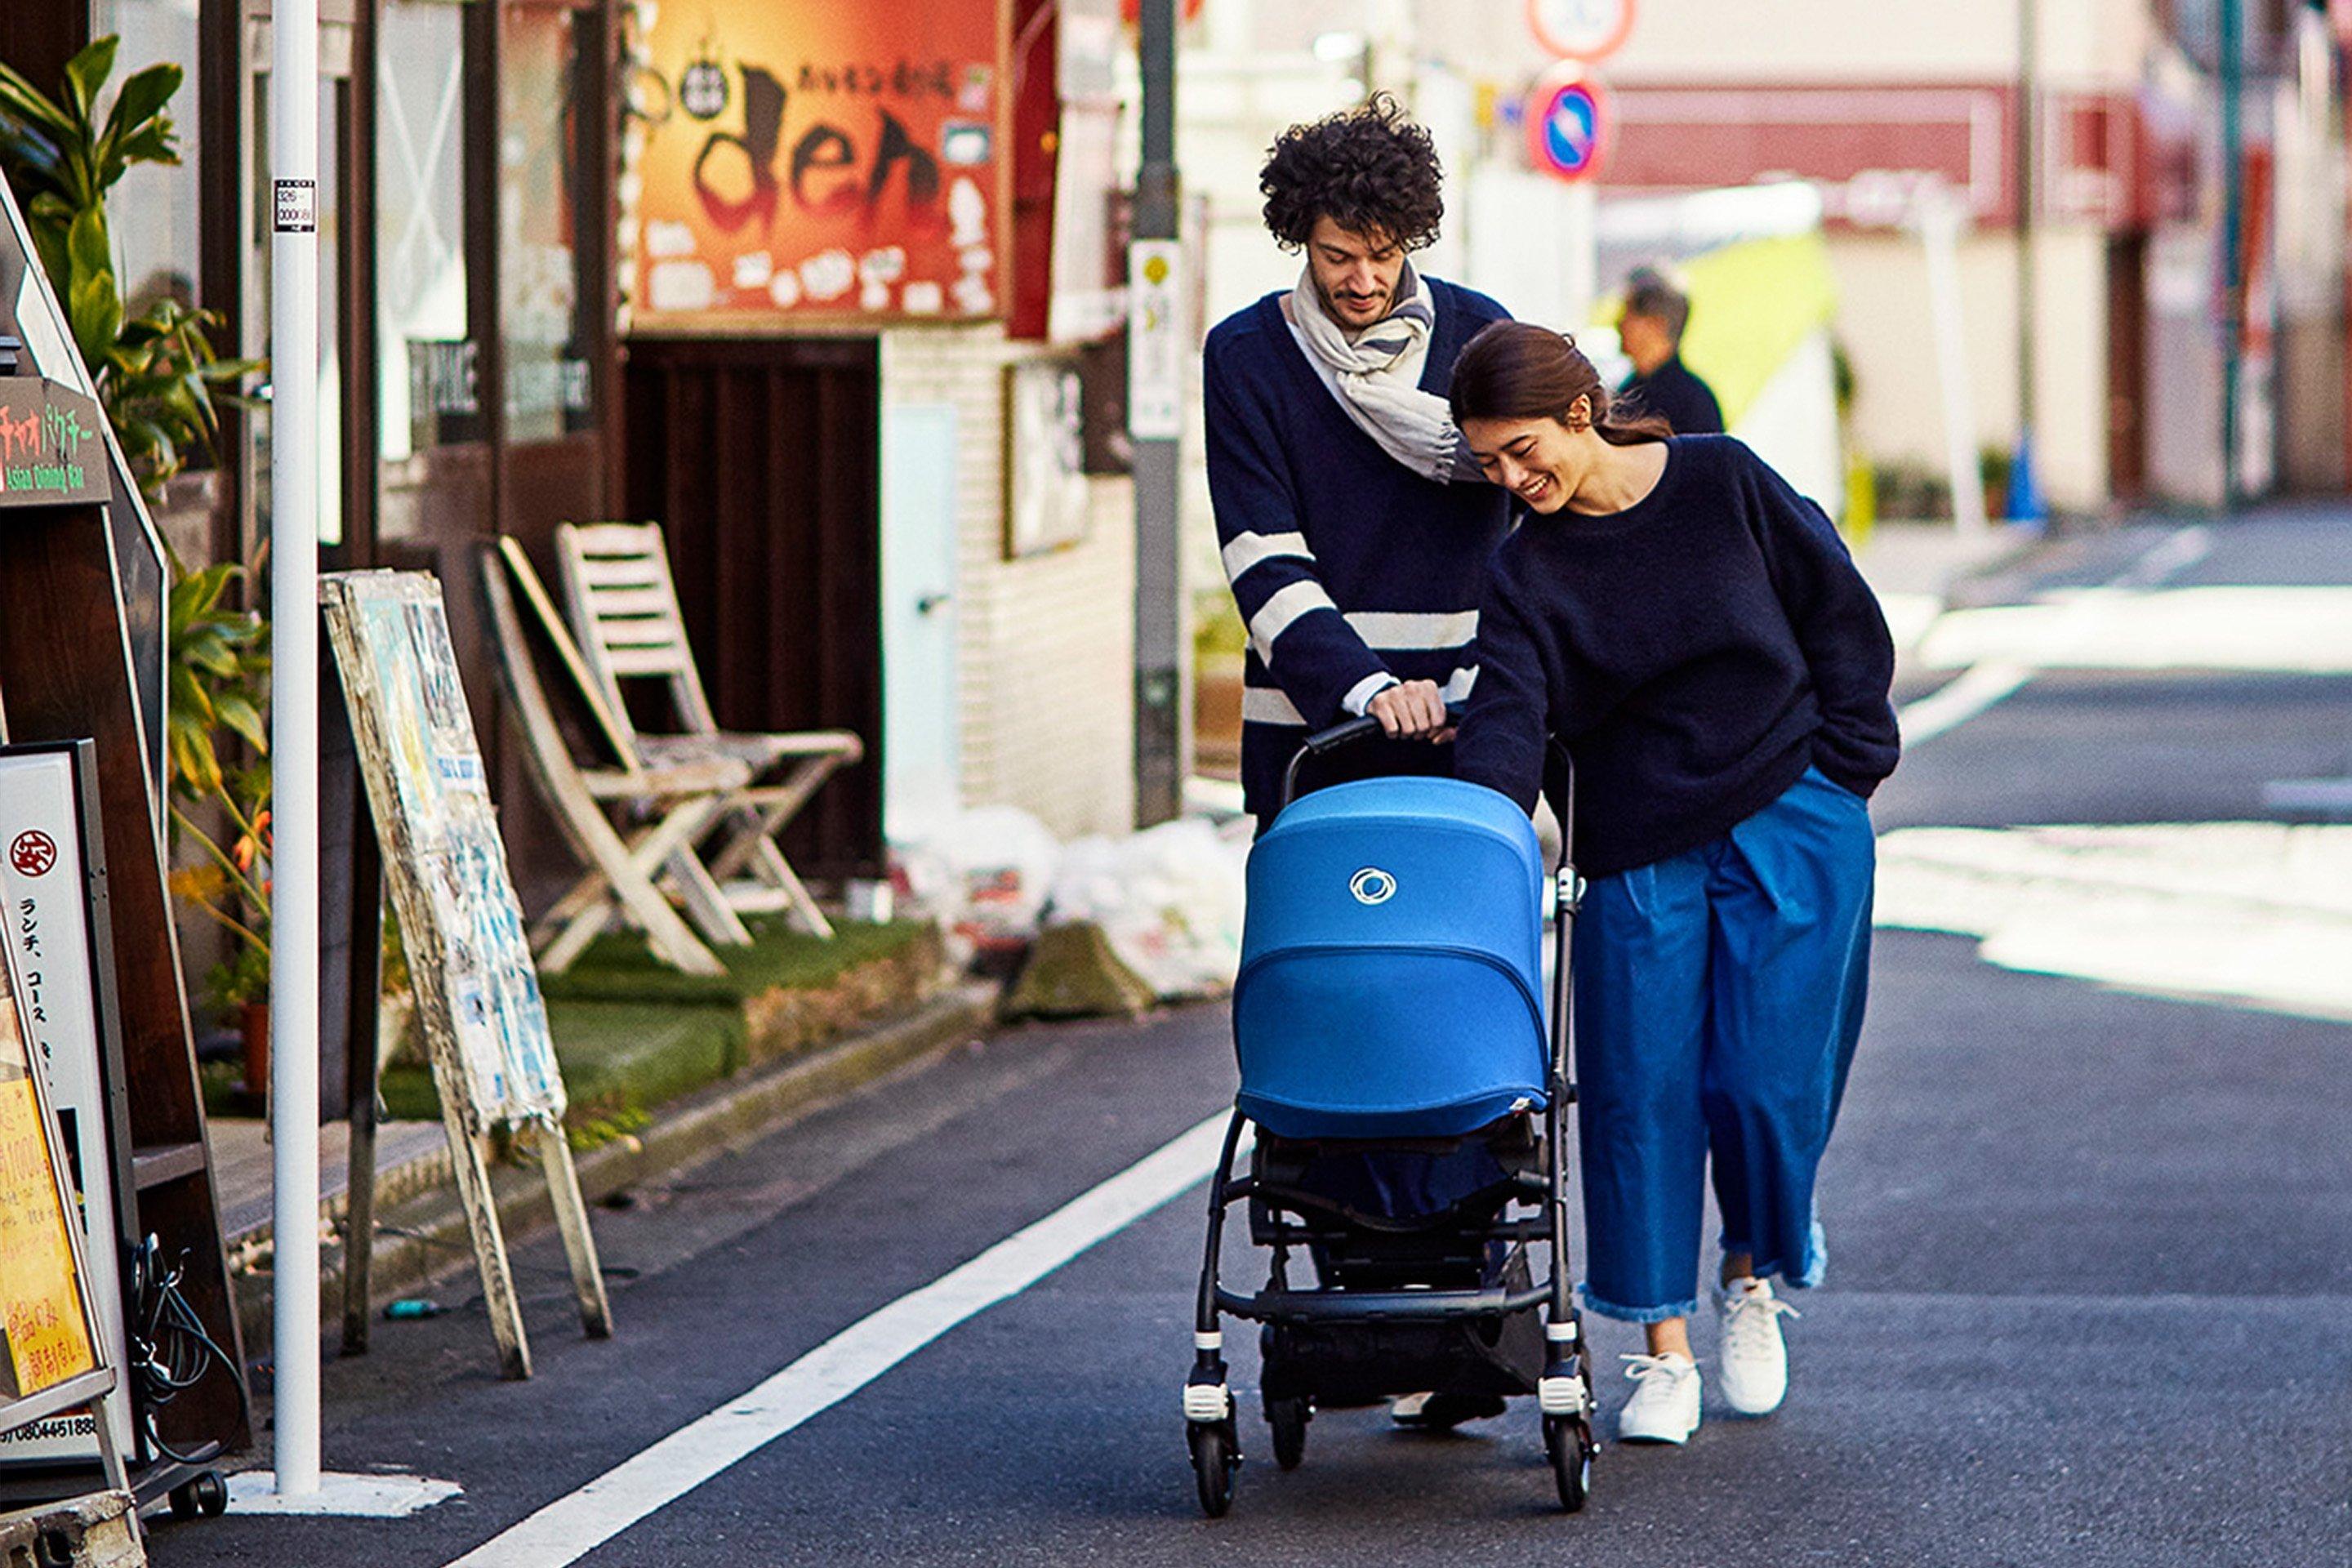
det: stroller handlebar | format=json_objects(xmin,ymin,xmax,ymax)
[
  {"xmin": 1282, "ymin": 702, "xmax": 1468, "ymax": 808},
  {"xmin": 1300, "ymin": 701, "xmax": 1467, "ymax": 757}
]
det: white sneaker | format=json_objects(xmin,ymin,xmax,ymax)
[
  {"xmin": 1715, "ymin": 1276, "xmax": 1799, "ymax": 1415},
  {"xmin": 1615, "ymin": 1352, "xmax": 1702, "ymax": 1444}
]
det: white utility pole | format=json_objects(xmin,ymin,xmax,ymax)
[
  {"xmin": 1916, "ymin": 185, "xmax": 1989, "ymax": 537},
  {"xmin": 269, "ymin": 0, "xmax": 323, "ymax": 1499}
]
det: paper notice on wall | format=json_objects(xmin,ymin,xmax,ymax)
[{"xmin": 1127, "ymin": 240, "xmax": 1184, "ymax": 442}]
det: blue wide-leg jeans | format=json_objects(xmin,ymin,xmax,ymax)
[{"xmin": 1571, "ymin": 766, "xmax": 1876, "ymax": 1323}]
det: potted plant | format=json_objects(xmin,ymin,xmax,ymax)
[
  {"xmin": 163, "ymin": 559, "xmax": 272, "ymax": 1098},
  {"xmin": 1978, "ymin": 444, "xmax": 2014, "ymax": 526},
  {"xmin": 0, "ymin": 38, "xmax": 256, "ymax": 502},
  {"xmin": 4, "ymin": 40, "xmax": 274, "ymax": 1087}
]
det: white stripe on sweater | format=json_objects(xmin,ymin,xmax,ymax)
[
  {"xmin": 1239, "ymin": 666, "xmax": 1477, "ymax": 732},
  {"xmin": 1343, "ymin": 609, "xmax": 1479, "ymax": 650},
  {"xmin": 1249, "ymin": 580, "xmax": 1339, "ymax": 662},
  {"xmin": 1220, "ymin": 530, "xmax": 1314, "ymax": 581},
  {"xmin": 1241, "ymin": 687, "xmax": 1307, "ymax": 725}
]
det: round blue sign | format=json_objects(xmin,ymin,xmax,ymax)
[{"xmin": 1535, "ymin": 82, "xmax": 1601, "ymax": 177}]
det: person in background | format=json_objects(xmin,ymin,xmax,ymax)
[
  {"xmin": 1204, "ymin": 93, "xmax": 1512, "ymax": 831},
  {"xmin": 1449, "ymin": 321, "xmax": 1897, "ymax": 1448},
  {"xmin": 1615, "ymin": 264, "xmax": 1724, "ymax": 436}
]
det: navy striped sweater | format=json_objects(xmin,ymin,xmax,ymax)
[{"xmin": 1204, "ymin": 281, "xmax": 1513, "ymax": 817}]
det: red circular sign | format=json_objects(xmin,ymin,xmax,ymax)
[
  {"xmin": 11, "ymin": 830, "xmax": 58, "ymax": 878},
  {"xmin": 1524, "ymin": 66, "xmax": 1610, "ymax": 184},
  {"xmin": 1526, "ymin": 0, "xmax": 1637, "ymax": 63}
]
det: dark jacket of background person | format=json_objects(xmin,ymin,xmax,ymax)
[
  {"xmin": 1205, "ymin": 279, "xmax": 1512, "ymax": 818},
  {"xmin": 1617, "ymin": 354, "xmax": 1724, "ymax": 435},
  {"xmin": 1452, "ymin": 434, "xmax": 1897, "ymax": 877}
]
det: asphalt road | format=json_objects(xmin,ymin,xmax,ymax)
[{"xmin": 155, "ymin": 509, "xmax": 2352, "ymax": 1567}]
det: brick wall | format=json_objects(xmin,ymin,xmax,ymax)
[{"xmin": 880, "ymin": 324, "xmax": 1138, "ymax": 840}]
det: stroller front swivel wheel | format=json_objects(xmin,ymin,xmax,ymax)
[
  {"xmin": 1188, "ymin": 1420, "xmax": 1241, "ymax": 1517},
  {"xmin": 1544, "ymin": 1414, "xmax": 1594, "ymax": 1512},
  {"xmin": 1264, "ymin": 1395, "xmax": 1310, "ymax": 1471}
]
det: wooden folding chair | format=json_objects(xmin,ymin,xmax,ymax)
[
  {"xmin": 553, "ymin": 521, "xmax": 865, "ymax": 938},
  {"xmin": 480, "ymin": 537, "xmax": 756, "ymax": 976}
]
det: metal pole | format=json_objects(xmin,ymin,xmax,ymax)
[
  {"xmin": 1132, "ymin": 0, "xmax": 1183, "ymax": 825},
  {"xmin": 269, "ymin": 0, "xmax": 323, "ymax": 1499},
  {"xmin": 2013, "ymin": 0, "xmax": 2038, "ymax": 520},
  {"xmin": 1920, "ymin": 188, "xmax": 1989, "ymax": 537},
  {"xmin": 2220, "ymin": 0, "xmax": 2243, "ymax": 513}
]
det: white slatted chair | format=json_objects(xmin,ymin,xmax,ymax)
[
  {"xmin": 553, "ymin": 521, "xmax": 865, "ymax": 938},
  {"xmin": 482, "ymin": 537, "xmax": 757, "ymax": 976}
]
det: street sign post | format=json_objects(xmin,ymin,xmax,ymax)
[{"xmin": 1526, "ymin": 68, "xmax": 1610, "ymax": 184}]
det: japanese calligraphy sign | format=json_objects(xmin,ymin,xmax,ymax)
[
  {"xmin": 0, "ymin": 745, "xmax": 131, "ymax": 1464},
  {"xmin": 0, "ymin": 920, "xmax": 96, "ymax": 1406},
  {"xmin": 626, "ymin": 0, "xmax": 1010, "ymax": 323}
]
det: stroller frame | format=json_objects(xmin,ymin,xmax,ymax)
[{"xmin": 1183, "ymin": 715, "xmax": 1597, "ymax": 1516}]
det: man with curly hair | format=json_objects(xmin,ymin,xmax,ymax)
[
  {"xmin": 1204, "ymin": 95, "xmax": 1518, "ymax": 1435},
  {"xmin": 1205, "ymin": 94, "xmax": 1512, "ymax": 825}
]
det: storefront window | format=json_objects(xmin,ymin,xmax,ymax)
[
  {"xmin": 377, "ymin": 0, "xmax": 475, "ymax": 465},
  {"xmin": 501, "ymin": 1, "xmax": 595, "ymax": 443},
  {"xmin": 92, "ymin": 3, "xmax": 203, "ymax": 334}
]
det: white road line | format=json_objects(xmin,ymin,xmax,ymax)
[
  {"xmin": 1894, "ymin": 660, "xmax": 2037, "ymax": 746},
  {"xmin": 443, "ymin": 1110, "xmax": 1245, "ymax": 1568},
  {"xmin": 2108, "ymin": 523, "xmax": 2212, "ymax": 588},
  {"xmin": 1898, "ymin": 524, "xmax": 2212, "ymax": 746}
]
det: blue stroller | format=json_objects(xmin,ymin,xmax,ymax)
[{"xmin": 1184, "ymin": 715, "xmax": 1597, "ymax": 1515}]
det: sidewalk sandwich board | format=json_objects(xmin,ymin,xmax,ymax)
[
  {"xmin": 320, "ymin": 571, "xmax": 610, "ymax": 1379},
  {"xmin": 0, "ymin": 743, "xmax": 132, "ymax": 1469},
  {"xmin": 0, "ymin": 910, "xmax": 131, "ymax": 1497}
]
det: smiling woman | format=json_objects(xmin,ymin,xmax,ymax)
[{"xmin": 1448, "ymin": 314, "xmax": 1899, "ymax": 1443}]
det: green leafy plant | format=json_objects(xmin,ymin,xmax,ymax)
[
  {"xmin": 0, "ymin": 36, "xmax": 256, "ymax": 500},
  {"xmin": 0, "ymin": 37, "xmax": 278, "ymax": 1008},
  {"xmin": 162, "ymin": 557, "xmax": 274, "ymax": 1004}
]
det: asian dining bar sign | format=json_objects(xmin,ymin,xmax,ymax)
[
  {"xmin": 0, "ymin": 380, "xmax": 110, "ymax": 507},
  {"xmin": 628, "ymin": 0, "xmax": 1011, "ymax": 325}
]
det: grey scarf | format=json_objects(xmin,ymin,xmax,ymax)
[{"xmin": 1286, "ymin": 261, "xmax": 1477, "ymax": 483}]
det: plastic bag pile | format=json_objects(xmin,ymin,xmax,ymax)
[{"xmin": 892, "ymin": 808, "xmax": 1250, "ymax": 1002}]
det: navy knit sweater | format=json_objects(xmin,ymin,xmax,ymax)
[
  {"xmin": 1205, "ymin": 280, "xmax": 1512, "ymax": 817},
  {"xmin": 1453, "ymin": 435, "xmax": 1899, "ymax": 877}
]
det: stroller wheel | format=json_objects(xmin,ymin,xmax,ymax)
[
  {"xmin": 1265, "ymin": 1396, "xmax": 1310, "ymax": 1471},
  {"xmin": 1188, "ymin": 1421, "xmax": 1241, "ymax": 1517},
  {"xmin": 1544, "ymin": 1414, "xmax": 1594, "ymax": 1512}
]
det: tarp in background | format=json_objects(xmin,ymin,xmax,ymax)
[{"xmin": 1594, "ymin": 182, "xmax": 1844, "ymax": 522}]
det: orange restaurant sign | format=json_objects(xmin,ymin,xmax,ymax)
[{"xmin": 630, "ymin": 0, "xmax": 1011, "ymax": 324}]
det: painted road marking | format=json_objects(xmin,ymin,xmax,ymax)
[
  {"xmin": 442, "ymin": 1110, "xmax": 1247, "ymax": 1568},
  {"xmin": 1899, "ymin": 526, "xmax": 2216, "ymax": 746},
  {"xmin": 1894, "ymin": 661, "xmax": 2037, "ymax": 746},
  {"xmin": 1876, "ymin": 821, "xmax": 2352, "ymax": 1023}
]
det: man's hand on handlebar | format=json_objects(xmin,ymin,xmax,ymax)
[{"xmin": 1367, "ymin": 679, "xmax": 1453, "ymax": 742}]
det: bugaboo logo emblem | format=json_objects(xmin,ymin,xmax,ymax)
[{"xmin": 1349, "ymin": 867, "xmax": 1396, "ymax": 906}]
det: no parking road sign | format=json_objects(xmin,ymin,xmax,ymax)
[{"xmin": 1526, "ymin": 68, "xmax": 1609, "ymax": 183}]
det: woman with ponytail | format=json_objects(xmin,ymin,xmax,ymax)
[{"xmin": 1447, "ymin": 321, "xmax": 1899, "ymax": 1446}]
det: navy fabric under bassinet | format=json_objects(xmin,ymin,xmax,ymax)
[{"xmin": 1233, "ymin": 777, "xmax": 1549, "ymax": 1138}]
